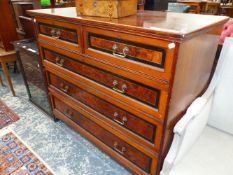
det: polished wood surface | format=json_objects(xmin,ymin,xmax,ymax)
[
  {"xmin": 0, "ymin": 0, "xmax": 18, "ymax": 51},
  {"xmin": 28, "ymin": 7, "xmax": 228, "ymax": 41},
  {"xmin": 29, "ymin": 8, "xmax": 228, "ymax": 175}
]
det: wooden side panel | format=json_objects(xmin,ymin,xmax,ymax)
[{"xmin": 160, "ymin": 30, "xmax": 221, "ymax": 169}]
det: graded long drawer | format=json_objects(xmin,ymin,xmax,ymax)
[
  {"xmin": 47, "ymin": 72, "xmax": 163, "ymax": 148},
  {"xmin": 52, "ymin": 95, "xmax": 154, "ymax": 174},
  {"xmin": 42, "ymin": 48, "xmax": 162, "ymax": 109},
  {"xmin": 37, "ymin": 18, "xmax": 82, "ymax": 53},
  {"xmin": 83, "ymin": 27, "xmax": 177, "ymax": 81}
]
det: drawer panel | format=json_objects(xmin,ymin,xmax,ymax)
[
  {"xmin": 84, "ymin": 27, "xmax": 176, "ymax": 80},
  {"xmin": 52, "ymin": 96, "xmax": 153, "ymax": 173},
  {"xmin": 43, "ymin": 48, "xmax": 160, "ymax": 109},
  {"xmin": 37, "ymin": 18, "xmax": 82, "ymax": 52},
  {"xmin": 48, "ymin": 72, "xmax": 158, "ymax": 144},
  {"xmin": 89, "ymin": 33, "xmax": 164, "ymax": 67},
  {"xmin": 38, "ymin": 23, "xmax": 78, "ymax": 44}
]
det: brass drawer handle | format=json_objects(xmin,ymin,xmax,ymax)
[
  {"xmin": 51, "ymin": 29, "xmax": 55, "ymax": 35},
  {"xmin": 113, "ymin": 112, "xmax": 127, "ymax": 126},
  {"xmin": 55, "ymin": 57, "xmax": 64, "ymax": 67},
  {"xmin": 51, "ymin": 29, "xmax": 61, "ymax": 39},
  {"xmin": 114, "ymin": 141, "xmax": 126, "ymax": 155},
  {"xmin": 60, "ymin": 83, "xmax": 69, "ymax": 93},
  {"xmin": 112, "ymin": 44, "xmax": 129, "ymax": 58},
  {"xmin": 56, "ymin": 30, "xmax": 61, "ymax": 38},
  {"xmin": 65, "ymin": 109, "xmax": 73, "ymax": 119},
  {"xmin": 112, "ymin": 80, "xmax": 127, "ymax": 94}
]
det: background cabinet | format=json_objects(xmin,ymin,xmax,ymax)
[{"xmin": 0, "ymin": 0, "xmax": 18, "ymax": 51}]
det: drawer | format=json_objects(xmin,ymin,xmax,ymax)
[
  {"xmin": 47, "ymin": 72, "xmax": 162, "ymax": 146},
  {"xmin": 52, "ymin": 96, "xmax": 153, "ymax": 173},
  {"xmin": 83, "ymin": 27, "xmax": 176, "ymax": 80},
  {"xmin": 37, "ymin": 18, "xmax": 81, "ymax": 52},
  {"xmin": 43, "ymin": 48, "xmax": 161, "ymax": 109}
]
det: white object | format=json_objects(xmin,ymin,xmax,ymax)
[{"xmin": 160, "ymin": 37, "xmax": 233, "ymax": 175}]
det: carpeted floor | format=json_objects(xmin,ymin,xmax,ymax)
[
  {"xmin": 0, "ymin": 129, "xmax": 55, "ymax": 175},
  {"xmin": 0, "ymin": 100, "xmax": 19, "ymax": 129},
  {"xmin": 0, "ymin": 70, "xmax": 131, "ymax": 175}
]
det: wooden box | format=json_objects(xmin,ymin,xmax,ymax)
[{"xmin": 76, "ymin": 0, "xmax": 137, "ymax": 18}]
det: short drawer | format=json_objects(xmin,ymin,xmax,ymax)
[
  {"xmin": 47, "ymin": 72, "xmax": 161, "ymax": 145},
  {"xmin": 37, "ymin": 18, "xmax": 81, "ymax": 52},
  {"xmin": 83, "ymin": 27, "xmax": 176, "ymax": 80},
  {"xmin": 43, "ymin": 48, "xmax": 161, "ymax": 109},
  {"xmin": 52, "ymin": 96, "xmax": 153, "ymax": 173}
]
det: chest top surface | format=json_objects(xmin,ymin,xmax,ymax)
[{"xmin": 28, "ymin": 7, "xmax": 228, "ymax": 41}]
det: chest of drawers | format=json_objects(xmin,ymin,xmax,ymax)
[{"xmin": 29, "ymin": 8, "xmax": 228, "ymax": 175}]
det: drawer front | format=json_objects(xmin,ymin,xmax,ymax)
[
  {"xmin": 48, "ymin": 72, "xmax": 158, "ymax": 144},
  {"xmin": 43, "ymin": 48, "xmax": 161, "ymax": 109},
  {"xmin": 84, "ymin": 27, "xmax": 176, "ymax": 80},
  {"xmin": 52, "ymin": 96, "xmax": 153, "ymax": 173},
  {"xmin": 37, "ymin": 18, "xmax": 81, "ymax": 52},
  {"xmin": 38, "ymin": 23, "xmax": 78, "ymax": 44}
]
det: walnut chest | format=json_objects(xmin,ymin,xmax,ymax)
[{"xmin": 28, "ymin": 8, "xmax": 228, "ymax": 175}]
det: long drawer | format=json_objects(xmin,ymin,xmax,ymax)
[
  {"xmin": 83, "ymin": 27, "xmax": 177, "ymax": 81},
  {"xmin": 51, "ymin": 94, "xmax": 156, "ymax": 174},
  {"xmin": 47, "ymin": 71, "xmax": 163, "ymax": 149},
  {"xmin": 37, "ymin": 18, "xmax": 82, "ymax": 53},
  {"xmin": 43, "ymin": 48, "xmax": 161, "ymax": 109}
]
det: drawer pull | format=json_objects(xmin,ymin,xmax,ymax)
[
  {"xmin": 112, "ymin": 80, "xmax": 127, "ymax": 94},
  {"xmin": 51, "ymin": 29, "xmax": 56, "ymax": 35},
  {"xmin": 65, "ymin": 109, "xmax": 73, "ymax": 119},
  {"xmin": 51, "ymin": 29, "xmax": 61, "ymax": 39},
  {"xmin": 56, "ymin": 30, "xmax": 61, "ymax": 38},
  {"xmin": 60, "ymin": 83, "xmax": 69, "ymax": 93},
  {"xmin": 114, "ymin": 141, "xmax": 126, "ymax": 155},
  {"xmin": 55, "ymin": 57, "xmax": 64, "ymax": 67},
  {"xmin": 113, "ymin": 112, "xmax": 127, "ymax": 126},
  {"xmin": 112, "ymin": 44, "xmax": 129, "ymax": 58}
]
